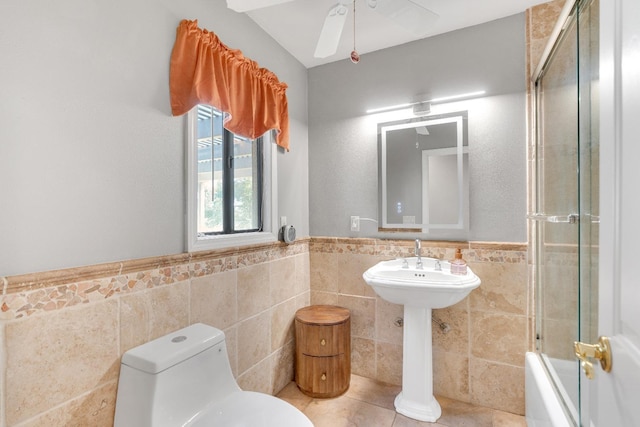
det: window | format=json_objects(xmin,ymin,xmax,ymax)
[
  {"xmin": 196, "ymin": 105, "xmax": 263, "ymax": 234},
  {"xmin": 187, "ymin": 105, "xmax": 277, "ymax": 251}
]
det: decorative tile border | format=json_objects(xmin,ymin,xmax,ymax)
[
  {"xmin": 0, "ymin": 237, "xmax": 527, "ymax": 320},
  {"xmin": 310, "ymin": 237, "xmax": 527, "ymax": 264},
  {"xmin": 1, "ymin": 239, "xmax": 310, "ymax": 320}
]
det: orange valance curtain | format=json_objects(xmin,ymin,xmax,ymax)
[{"xmin": 169, "ymin": 19, "xmax": 290, "ymax": 151}]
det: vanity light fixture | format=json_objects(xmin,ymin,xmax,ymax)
[{"xmin": 366, "ymin": 90, "xmax": 486, "ymax": 114}]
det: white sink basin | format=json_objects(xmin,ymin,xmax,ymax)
[
  {"xmin": 362, "ymin": 256, "xmax": 481, "ymax": 422},
  {"xmin": 362, "ymin": 257, "xmax": 481, "ymax": 308}
]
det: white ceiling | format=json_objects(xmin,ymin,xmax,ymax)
[{"xmin": 238, "ymin": 0, "xmax": 550, "ymax": 68}]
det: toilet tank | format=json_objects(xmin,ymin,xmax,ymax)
[{"xmin": 114, "ymin": 323, "xmax": 240, "ymax": 427}]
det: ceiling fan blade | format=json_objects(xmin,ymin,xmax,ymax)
[
  {"xmin": 226, "ymin": 0, "xmax": 296, "ymax": 13},
  {"xmin": 369, "ymin": 0, "xmax": 439, "ymax": 37},
  {"xmin": 314, "ymin": 3, "xmax": 350, "ymax": 58}
]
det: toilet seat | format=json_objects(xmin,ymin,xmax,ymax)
[{"xmin": 189, "ymin": 390, "xmax": 313, "ymax": 427}]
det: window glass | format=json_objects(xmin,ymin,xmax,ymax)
[
  {"xmin": 196, "ymin": 105, "xmax": 223, "ymax": 233},
  {"xmin": 195, "ymin": 105, "xmax": 262, "ymax": 237},
  {"xmin": 232, "ymin": 134, "xmax": 262, "ymax": 231}
]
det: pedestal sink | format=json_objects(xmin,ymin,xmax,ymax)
[{"xmin": 362, "ymin": 257, "xmax": 481, "ymax": 422}]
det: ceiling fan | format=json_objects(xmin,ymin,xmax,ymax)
[{"xmin": 226, "ymin": 0, "xmax": 439, "ymax": 59}]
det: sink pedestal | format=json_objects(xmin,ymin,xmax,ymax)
[
  {"xmin": 362, "ymin": 256, "xmax": 481, "ymax": 422},
  {"xmin": 394, "ymin": 305, "xmax": 441, "ymax": 422}
]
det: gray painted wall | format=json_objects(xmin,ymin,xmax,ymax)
[
  {"xmin": 0, "ymin": 0, "xmax": 309, "ymax": 276},
  {"xmin": 308, "ymin": 14, "xmax": 527, "ymax": 242}
]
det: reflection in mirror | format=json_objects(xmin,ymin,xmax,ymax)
[{"xmin": 378, "ymin": 112, "xmax": 468, "ymax": 232}]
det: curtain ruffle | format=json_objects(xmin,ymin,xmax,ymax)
[{"xmin": 170, "ymin": 19, "xmax": 290, "ymax": 151}]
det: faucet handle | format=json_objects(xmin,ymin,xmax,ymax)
[
  {"xmin": 434, "ymin": 259, "xmax": 442, "ymax": 271},
  {"xmin": 401, "ymin": 258, "xmax": 409, "ymax": 269}
]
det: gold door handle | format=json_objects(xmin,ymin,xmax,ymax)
[
  {"xmin": 574, "ymin": 336, "xmax": 612, "ymax": 379},
  {"xmin": 320, "ymin": 339, "xmax": 326, "ymax": 346},
  {"xmin": 321, "ymin": 373, "xmax": 327, "ymax": 381}
]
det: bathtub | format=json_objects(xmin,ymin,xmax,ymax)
[{"xmin": 525, "ymin": 352, "xmax": 575, "ymax": 427}]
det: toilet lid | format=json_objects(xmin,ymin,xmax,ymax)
[{"xmin": 188, "ymin": 391, "xmax": 313, "ymax": 427}]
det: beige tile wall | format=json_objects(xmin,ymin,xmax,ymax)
[
  {"xmin": 0, "ymin": 241, "xmax": 310, "ymax": 427},
  {"xmin": 309, "ymin": 237, "xmax": 529, "ymax": 415},
  {"xmin": 1, "ymin": 236, "xmax": 531, "ymax": 424}
]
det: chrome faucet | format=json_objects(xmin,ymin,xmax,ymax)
[{"xmin": 415, "ymin": 239, "xmax": 423, "ymax": 269}]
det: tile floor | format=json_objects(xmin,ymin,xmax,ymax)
[{"xmin": 277, "ymin": 374, "xmax": 527, "ymax": 427}]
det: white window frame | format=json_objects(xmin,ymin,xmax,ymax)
[{"xmin": 185, "ymin": 106, "xmax": 278, "ymax": 252}]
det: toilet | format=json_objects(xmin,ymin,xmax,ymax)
[{"xmin": 114, "ymin": 323, "xmax": 313, "ymax": 427}]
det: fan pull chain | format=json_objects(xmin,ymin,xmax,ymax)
[{"xmin": 350, "ymin": 0, "xmax": 360, "ymax": 63}]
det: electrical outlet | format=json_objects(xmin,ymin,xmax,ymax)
[{"xmin": 350, "ymin": 216, "xmax": 360, "ymax": 231}]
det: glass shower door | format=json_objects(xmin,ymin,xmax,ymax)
[{"xmin": 533, "ymin": 0, "xmax": 599, "ymax": 424}]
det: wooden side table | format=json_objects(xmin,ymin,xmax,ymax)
[{"xmin": 294, "ymin": 305, "xmax": 351, "ymax": 398}]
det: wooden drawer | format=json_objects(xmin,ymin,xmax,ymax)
[
  {"xmin": 295, "ymin": 321, "xmax": 350, "ymax": 356},
  {"xmin": 294, "ymin": 305, "xmax": 351, "ymax": 398},
  {"xmin": 295, "ymin": 353, "xmax": 350, "ymax": 398}
]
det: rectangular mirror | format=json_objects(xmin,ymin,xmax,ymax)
[{"xmin": 378, "ymin": 111, "xmax": 469, "ymax": 232}]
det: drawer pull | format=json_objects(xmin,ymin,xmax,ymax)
[
  {"xmin": 320, "ymin": 339, "xmax": 326, "ymax": 346},
  {"xmin": 321, "ymin": 373, "xmax": 327, "ymax": 381}
]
